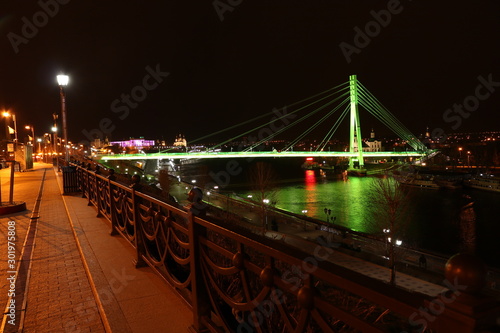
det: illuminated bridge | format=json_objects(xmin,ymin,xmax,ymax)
[
  {"xmin": 96, "ymin": 75, "xmax": 432, "ymax": 166},
  {"xmin": 99, "ymin": 150, "xmax": 427, "ymax": 161}
]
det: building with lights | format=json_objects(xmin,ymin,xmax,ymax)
[
  {"xmin": 363, "ymin": 129, "xmax": 382, "ymax": 152},
  {"xmin": 109, "ymin": 138, "xmax": 155, "ymax": 149},
  {"xmin": 173, "ymin": 134, "xmax": 187, "ymax": 147}
]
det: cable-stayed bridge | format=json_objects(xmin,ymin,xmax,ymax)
[{"xmin": 97, "ymin": 75, "xmax": 431, "ymax": 170}]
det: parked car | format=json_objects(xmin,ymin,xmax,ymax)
[{"xmin": 0, "ymin": 158, "xmax": 7, "ymax": 169}]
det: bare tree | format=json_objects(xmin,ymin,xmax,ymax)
[
  {"xmin": 248, "ymin": 161, "xmax": 278, "ymax": 230},
  {"xmin": 369, "ymin": 175, "xmax": 413, "ymax": 285}
]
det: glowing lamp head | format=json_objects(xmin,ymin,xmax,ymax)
[{"xmin": 57, "ymin": 74, "xmax": 69, "ymax": 86}]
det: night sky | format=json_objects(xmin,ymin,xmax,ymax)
[{"xmin": 0, "ymin": 1, "xmax": 499, "ymax": 146}]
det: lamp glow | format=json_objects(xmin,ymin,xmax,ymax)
[{"xmin": 57, "ymin": 75, "xmax": 69, "ymax": 86}]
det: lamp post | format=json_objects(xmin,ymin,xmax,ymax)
[
  {"xmin": 57, "ymin": 74, "xmax": 69, "ymax": 161},
  {"xmin": 324, "ymin": 208, "xmax": 334, "ymax": 223},
  {"xmin": 2, "ymin": 111, "xmax": 10, "ymax": 140},
  {"xmin": 37, "ymin": 138, "xmax": 42, "ymax": 155},
  {"xmin": 25, "ymin": 125, "xmax": 35, "ymax": 145},
  {"xmin": 12, "ymin": 114, "xmax": 17, "ymax": 142},
  {"xmin": 52, "ymin": 126, "xmax": 58, "ymax": 156},
  {"xmin": 44, "ymin": 133, "xmax": 51, "ymax": 162},
  {"xmin": 2, "ymin": 111, "xmax": 17, "ymax": 142}
]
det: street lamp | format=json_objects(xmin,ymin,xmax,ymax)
[
  {"xmin": 52, "ymin": 126, "xmax": 58, "ymax": 156},
  {"xmin": 43, "ymin": 133, "xmax": 51, "ymax": 162},
  {"xmin": 25, "ymin": 125, "xmax": 35, "ymax": 145},
  {"xmin": 2, "ymin": 111, "xmax": 10, "ymax": 140},
  {"xmin": 2, "ymin": 111, "xmax": 18, "ymax": 142},
  {"xmin": 37, "ymin": 138, "xmax": 42, "ymax": 155},
  {"xmin": 57, "ymin": 74, "xmax": 69, "ymax": 161}
]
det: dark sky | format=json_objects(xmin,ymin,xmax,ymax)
[{"xmin": 0, "ymin": 1, "xmax": 499, "ymax": 145}]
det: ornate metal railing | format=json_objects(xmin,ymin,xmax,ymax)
[{"xmin": 73, "ymin": 164, "xmax": 500, "ymax": 333}]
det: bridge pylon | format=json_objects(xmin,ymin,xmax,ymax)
[{"xmin": 348, "ymin": 75, "xmax": 365, "ymax": 171}]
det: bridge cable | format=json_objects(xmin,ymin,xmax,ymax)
[
  {"xmin": 275, "ymin": 94, "xmax": 350, "ymax": 152},
  {"xmin": 358, "ymin": 82, "xmax": 425, "ymax": 150},
  {"xmin": 249, "ymin": 92, "xmax": 350, "ymax": 152},
  {"xmin": 357, "ymin": 82, "xmax": 426, "ymax": 151},
  {"xmin": 186, "ymin": 81, "xmax": 350, "ymax": 147},
  {"xmin": 316, "ymin": 104, "xmax": 351, "ymax": 152},
  {"xmin": 209, "ymin": 85, "xmax": 350, "ymax": 151},
  {"xmin": 282, "ymin": 96, "xmax": 350, "ymax": 152}
]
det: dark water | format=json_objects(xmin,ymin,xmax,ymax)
[{"xmin": 176, "ymin": 158, "xmax": 500, "ymax": 267}]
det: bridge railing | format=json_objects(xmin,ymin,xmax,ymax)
[{"xmin": 72, "ymin": 164, "xmax": 500, "ymax": 332}]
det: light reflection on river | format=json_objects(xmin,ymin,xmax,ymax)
[
  {"xmin": 235, "ymin": 170, "xmax": 500, "ymax": 267},
  {"xmin": 176, "ymin": 159, "xmax": 500, "ymax": 267},
  {"xmin": 277, "ymin": 173, "xmax": 377, "ymax": 233}
]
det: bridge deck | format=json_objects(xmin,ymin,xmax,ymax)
[{"xmin": 97, "ymin": 150, "xmax": 430, "ymax": 161}]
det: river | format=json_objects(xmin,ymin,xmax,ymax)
[{"xmin": 174, "ymin": 157, "xmax": 500, "ymax": 268}]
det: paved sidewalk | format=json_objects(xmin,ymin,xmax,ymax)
[
  {"xmin": 21, "ymin": 166, "xmax": 106, "ymax": 332},
  {"xmin": 57, "ymin": 170, "xmax": 192, "ymax": 332},
  {"xmin": 0, "ymin": 164, "xmax": 49, "ymax": 331},
  {"xmin": 0, "ymin": 164, "xmax": 192, "ymax": 332}
]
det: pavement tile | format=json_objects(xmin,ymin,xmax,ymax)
[{"xmin": 0, "ymin": 165, "xmax": 106, "ymax": 333}]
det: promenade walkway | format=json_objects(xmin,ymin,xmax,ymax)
[{"xmin": 0, "ymin": 163, "xmax": 191, "ymax": 332}]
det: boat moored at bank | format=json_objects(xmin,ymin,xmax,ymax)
[{"xmin": 464, "ymin": 174, "xmax": 500, "ymax": 193}]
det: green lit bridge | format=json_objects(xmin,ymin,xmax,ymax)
[
  {"xmin": 96, "ymin": 75, "xmax": 433, "ymax": 167},
  {"xmin": 99, "ymin": 150, "xmax": 427, "ymax": 161}
]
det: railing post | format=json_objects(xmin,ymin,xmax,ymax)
[
  {"xmin": 109, "ymin": 180, "xmax": 118, "ymax": 236},
  {"xmin": 87, "ymin": 172, "xmax": 93, "ymax": 206},
  {"xmin": 95, "ymin": 175, "xmax": 103, "ymax": 217},
  {"xmin": 82, "ymin": 167, "xmax": 88, "ymax": 198},
  {"xmin": 188, "ymin": 212, "xmax": 211, "ymax": 332},
  {"xmin": 132, "ymin": 190, "xmax": 147, "ymax": 268}
]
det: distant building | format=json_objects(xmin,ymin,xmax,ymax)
[
  {"xmin": 109, "ymin": 138, "xmax": 155, "ymax": 149},
  {"xmin": 173, "ymin": 134, "xmax": 187, "ymax": 147},
  {"xmin": 363, "ymin": 129, "xmax": 382, "ymax": 152},
  {"xmin": 91, "ymin": 137, "xmax": 110, "ymax": 149}
]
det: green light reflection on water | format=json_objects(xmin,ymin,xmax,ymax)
[{"xmin": 274, "ymin": 173, "xmax": 378, "ymax": 233}]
